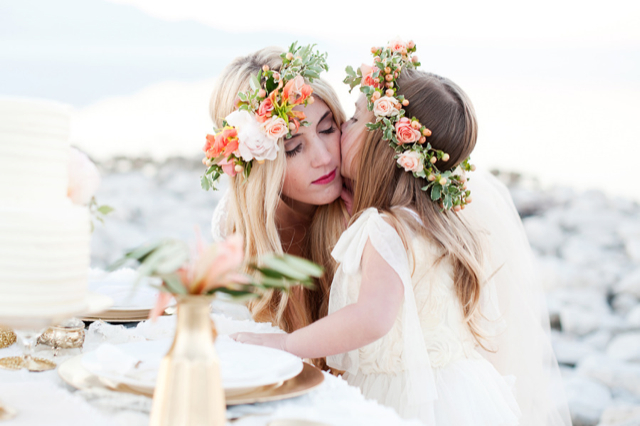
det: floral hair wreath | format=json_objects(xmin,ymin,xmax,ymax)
[
  {"xmin": 344, "ymin": 38, "xmax": 475, "ymax": 212},
  {"xmin": 201, "ymin": 42, "xmax": 329, "ymax": 191}
]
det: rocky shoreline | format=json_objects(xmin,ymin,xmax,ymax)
[{"xmin": 91, "ymin": 157, "xmax": 640, "ymax": 426}]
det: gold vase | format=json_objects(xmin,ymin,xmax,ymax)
[{"xmin": 149, "ymin": 295, "xmax": 226, "ymax": 426}]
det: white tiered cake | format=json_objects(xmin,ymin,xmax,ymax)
[{"xmin": 0, "ymin": 97, "xmax": 91, "ymax": 318}]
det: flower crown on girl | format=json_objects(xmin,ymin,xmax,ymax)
[
  {"xmin": 201, "ymin": 42, "xmax": 329, "ymax": 191},
  {"xmin": 344, "ymin": 38, "xmax": 475, "ymax": 212}
]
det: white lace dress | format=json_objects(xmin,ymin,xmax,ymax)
[
  {"xmin": 327, "ymin": 208, "xmax": 521, "ymax": 425},
  {"xmin": 211, "ymin": 190, "xmax": 230, "ymax": 243}
]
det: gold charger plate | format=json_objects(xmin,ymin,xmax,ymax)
[
  {"xmin": 81, "ymin": 307, "xmax": 176, "ymax": 323},
  {"xmin": 58, "ymin": 354, "xmax": 324, "ymax": 405}
]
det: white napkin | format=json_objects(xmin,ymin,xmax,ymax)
[{"xmin": 0, "ymin": 381, "xmax": 112, "ymax": 426}]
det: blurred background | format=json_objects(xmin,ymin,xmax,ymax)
[{"xmin": 3, "ymin": 1, "xmax": 640, "ymax": 425}]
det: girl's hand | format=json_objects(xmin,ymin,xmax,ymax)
[{"xmin": 229, "ymin": 332, "xmax": 288, "ymax": 352}]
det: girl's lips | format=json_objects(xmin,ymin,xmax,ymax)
[{"xmin": 312, "ymin": 168, "xmax": 337, "ymax": 185}]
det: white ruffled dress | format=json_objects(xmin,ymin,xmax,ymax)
[{"xmin": 327, "ymin": 208, "xmax": 521, "ymax": 425}]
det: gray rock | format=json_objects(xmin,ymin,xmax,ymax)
[
  {"xmin": 625, "ymin": 239, "xmax": 640, "ymax": 263},
  {"xmin": 560, "ymin": 236, "xmax": 610, "ymax": 266},
  {"xmin": 612, "ymin": 293, "xmax": 640, "ymax": 317},
  {"xmin": 616, "ymin": 268, "xmax": 640, "ymax": 298},
  {"xmin": 564, "ymin": 376, "xmax": 612, "ymax": 426},
  {"xmin": 523, "ymin": 215, "xmax": 565, "ymax": 255},
  {"xmin": 577, "ymin": 354, "xmax": 640, "ymax": 397},
  {"xmin": 560, "ymin": 307, "xmax": 626, "ymax": 336},
  {"xmin": 552, "ymin": 331, "xmax": 598, "ymax": 366},
  {"xmin": 626, "ymin": 306, "xmax": 640, "ymax": 327},
  {"xmin": 606, "ymin": 333, "xmax": 640, "ymax": 363},
  {"xmin": 598, "ymin": 405, "xmax": 640, "ymax": 426},
  {"xmin": 582, "ymin": 330, "xmax": 613, "ymax": 352}
]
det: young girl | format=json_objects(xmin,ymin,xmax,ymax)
[{"xmin": 233, "ymin": 41, "xmax": 572, "ymax": 425}]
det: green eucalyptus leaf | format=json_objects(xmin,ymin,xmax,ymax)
[
  {"xmin": 431, "ymin": 184, "xmax": 442, "ymax": 201},
  {"xmin": 97, "ymin": 205, "xmax": 114, "ymax": 215},
  {"xmin": 280, "ymin": 254, "xmax": 323, "ymax": 278}
]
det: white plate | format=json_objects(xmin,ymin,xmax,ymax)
[
  {"xmin": 88, "ymin": 268, "xmax": 174, "ymax": 311},
  {"xmin": 81, "ymin": 335, "xmax": 303, "ymax": 392}
]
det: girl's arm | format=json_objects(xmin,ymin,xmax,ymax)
[{"xmin": 231, "ymin": 238, "xmax": 405, "ymax": 359}]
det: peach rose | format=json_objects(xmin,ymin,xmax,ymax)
[
  {"xmin": 372, "ymin": 96, "xmax": 400, "ymax": 117},
  {"xmin": 395, "ymin": 117, "xmax": 421, "ymax": 144},
  {"xmin": 388, "ymin": 37, "xmax": 407, "ymax": 53},
  {"xmin": 262, "ymin": 116, "xmax": 288, "ymax": 140},
  {"xmin": 397, "ymin": 151, "xmax": 424, "ymax": 173}
]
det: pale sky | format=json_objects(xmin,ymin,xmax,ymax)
[{"xmin": 106, "ymin": 0, "xmax": 640, "ymax": 48}]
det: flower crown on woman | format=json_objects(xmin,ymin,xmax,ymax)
[
  {"xmin": 201, "ymin": 42, "xmax": 329, "ymax": 191},
  {"xmin": 344, "ymin": 38, "xmax": 475, "ymax": 212}
]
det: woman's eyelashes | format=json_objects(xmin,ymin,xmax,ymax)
[
  {"xmin": 285, "ymin": 125, "xmax": 337, "ymax": 157},
  {"xmin": 320, "ymin": 126, "xmax": 337, "ymax": 135},
  {"xmin": 285, "ymin": 144, "xmax": 302, "ymax": 158}
]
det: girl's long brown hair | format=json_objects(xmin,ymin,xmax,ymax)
[{"xmin": 351, "ymin": 69, "xmax": 487, "ymax": 345}]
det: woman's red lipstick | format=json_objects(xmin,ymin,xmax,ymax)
[{"xmin": 312, "ymin": 168, "xmax": 337, "ymax": 185}]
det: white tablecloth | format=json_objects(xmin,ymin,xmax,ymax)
[{"xmin": 0, "ymin": 309, "xmax": 422, "ymax": 426}]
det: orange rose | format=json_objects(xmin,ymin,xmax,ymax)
[
  {"xmin": 282, "ymin": 75, "xmax": 312, "ymax": 105},
  {"xmin": 258, "ymin": 98, "xmax": 274, "ymax": 119}
]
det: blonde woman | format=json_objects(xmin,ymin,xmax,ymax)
[
  {"xmin": 232, "ymin": 40, "xmax": 572, "ymax": 425},
  {"xmin": 208, "ymin": 46, "xmax": 348, "ymax": 366}
]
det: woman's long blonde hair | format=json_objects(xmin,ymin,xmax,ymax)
[
  {"xmin": 351, "ymin": 69, "xmax": 487, "ymax": 344},
  {"xmin": 210, "ymin": 47, "xmax": 347, "ymax": 366}
]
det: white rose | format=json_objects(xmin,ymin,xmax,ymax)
[
  {"xmin": 373, "ymin": 96, "xmax": 400, "ymax": 117},
  {"xmin": 67, "ymin": 147, "xmax": 100, "ymax": 205},
  {"xmin": 397, "ymin": 151, "xmax": 424, "ymax": 173},
  {"xmin": 225, "ymin": 110, "xmax": 280, "ymax": 162}
]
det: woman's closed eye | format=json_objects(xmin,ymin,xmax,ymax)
[
  {"xmin": 285, "ymin": 144, "xmax": 302, "ymax": 158},
  {"xmin": 320, "ymin": 125, "xmax": 337, "ymax": 135}
]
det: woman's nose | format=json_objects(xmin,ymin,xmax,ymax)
[{"xmin": 311, "ymin": 138, "xmax": 333, "ymax": 167}]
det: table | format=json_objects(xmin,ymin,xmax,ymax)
[{"xmin": 0, "ymin": 309, "xmax": 423, "ymax": 426}]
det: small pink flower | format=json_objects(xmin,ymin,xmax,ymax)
[
  {"xmin": 200, "ymin": 234, "xmax": 245, "ymax": 293},
  {"xmin": 395, "ymin": 117, "xmax": 421, "ymax": 144},
  {"xmin": 372, "ymin": 96, "xmax": 400, "ymax": 117},
  {"xmin": 262, "ymin": 116, "xmax": 288, "ymax": 140},
  {"xmin": 397, "ymin": 151, "xmax": 424, "ymax": 173},
  {"xmin": 149, "ymin": 292, "xmax": 173, "ymax": 322},
  {"xmin": 218, "ymin": 157, "xmax": 237, "ymax": 177},
  {"xmin": 67, "ymin": 147, "xmax": 100, "ymax": 205}
]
